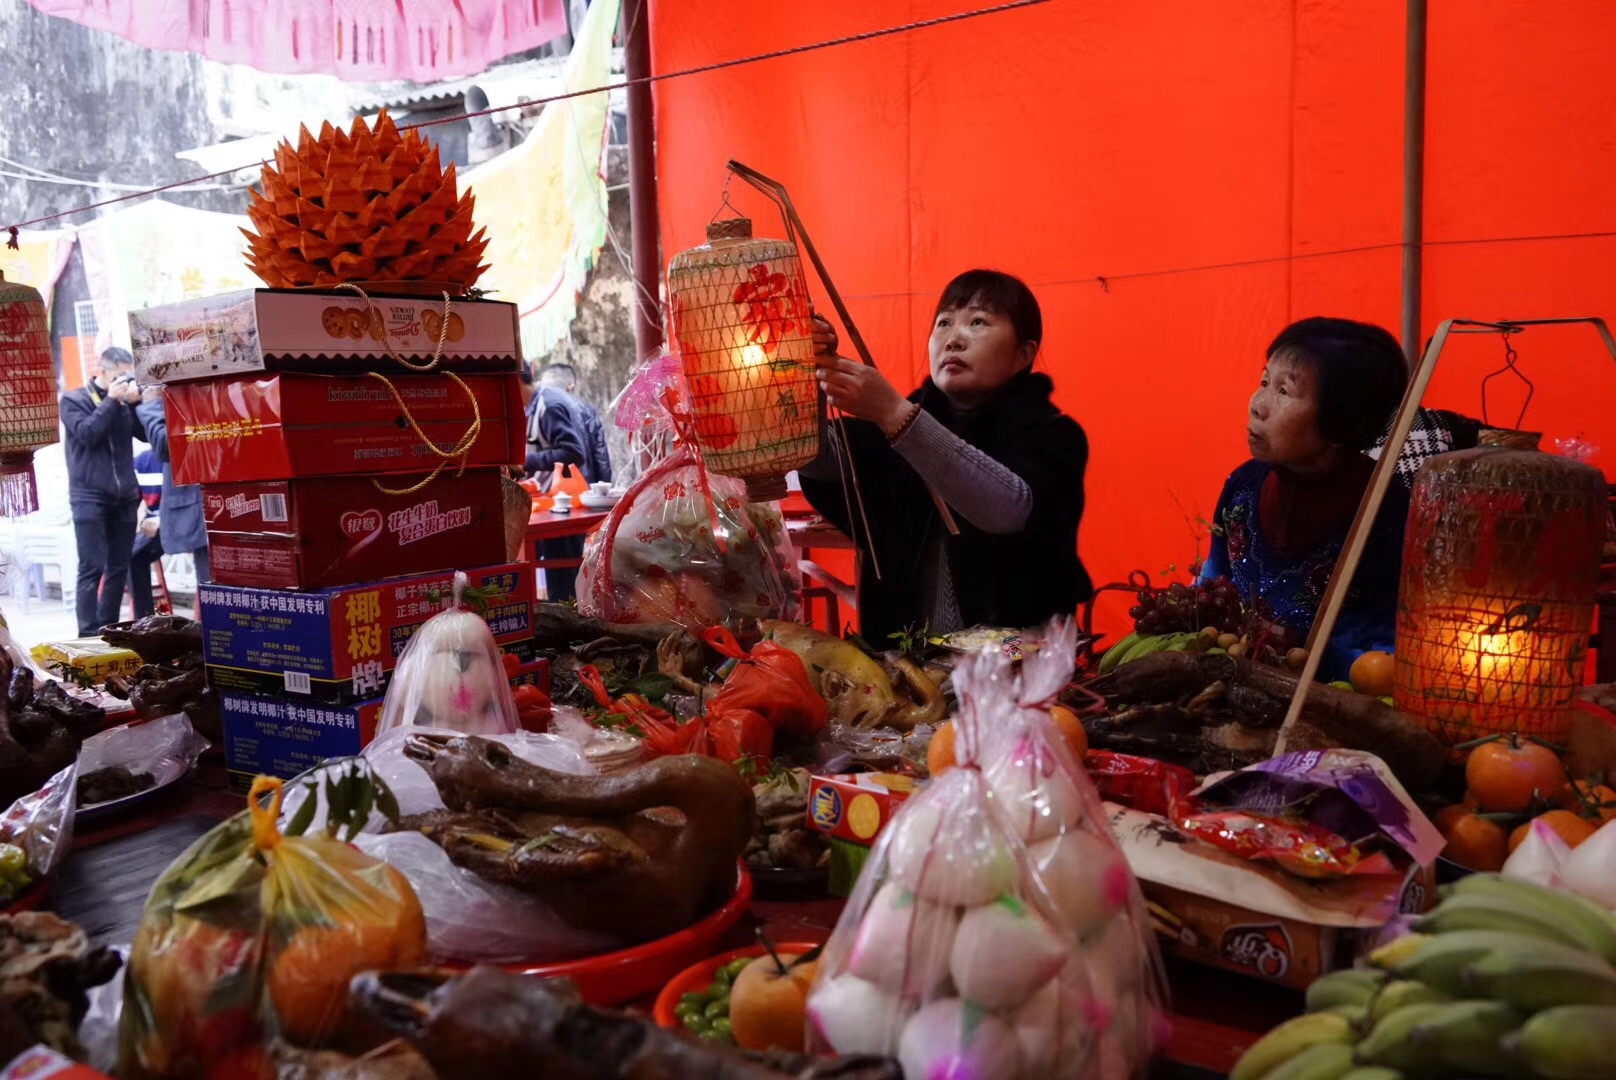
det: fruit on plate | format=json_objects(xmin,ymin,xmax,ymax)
[
  {"xmin": 1348, "ymin": 651, "xmax": 1395, "ymax": 698},
  {"xmin": 243, "ymin": 110, "xmax": 488, "ymax": 289},
  {"xmin": 674, "ymin": 954, "xmax": 751, "ymax": 1045},
  {"xmin": 1465, "ymin": 736, "xmax": 1567, "ymax": 815},
  {"xmin": 729, "ymin": 937, "xmax": 821, "ymax": 1052},
  {"xmin": 1231, "ymin": 874, "xmax": 1616, "ymax": 1079},
  {"xmin": 1440, "ymin": 812, "xmax": 1508, "ymax": 872}
]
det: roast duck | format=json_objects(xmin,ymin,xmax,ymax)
[
  {"xmin": 394, "ymin": 733, "xmax": 754, "ymax": 942},
  {"xmin": 100, "ymin": 616, "xmax": 220, "ymax": 743},
  {"xmin": 0, "ymin": 653, "xmax": 103, "ymax": 808},
  {"xmin": 352, "ymin": 966, "xmax": 901, "ymax": 1080}
]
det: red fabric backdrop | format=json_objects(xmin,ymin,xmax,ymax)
[{"xmin": 649, "ymin": 0, "xmax": 1616, "ymax": 636}]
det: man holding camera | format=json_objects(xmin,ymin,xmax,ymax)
[{"xmin": 60, "ymin": 347, "xmax": 144, "ymax": 635}]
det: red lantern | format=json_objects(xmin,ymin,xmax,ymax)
[
  {"xmin": 1393, "ymin": 430, "xmax": 1606, "ymax": 746},
  {"xmin": 0, "ymin": 272, "xmax": 57, "ymax": 517},
  {"xmin": 665, "ymin": 217, "xmax": 819, "ymax": 502}
]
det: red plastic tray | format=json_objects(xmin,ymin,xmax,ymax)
[{"xmin": 489, "ymin": 863, "xmax": 754, "ymax": 1006}]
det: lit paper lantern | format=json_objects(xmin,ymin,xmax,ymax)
[
  {"xmin": 666, "ymin": 217, "xmax": 819, "ymax": 501},
  {"xmin": 0, "ymin": 272, "xmax": 58, "ymax": 517},
  {"xmin": 1393, "ymin": 430, "xmax": 1606, "ymax": 746}
]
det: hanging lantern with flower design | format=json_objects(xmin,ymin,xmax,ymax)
[
  {"xmin": 1393, "ymin": 429, "xmax": 1606, "ymax": 747},
  {"xmin": 665, "ymin": 217, "xmax": 820, "ymax": 502},
  {"xmin": 0, "ymin": 272, "xmax": 58, "ymax": 517}
]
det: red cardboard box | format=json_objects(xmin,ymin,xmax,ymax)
[
  {"xmin": 129, "ymin": 287, "xmax": 521, "ymax": 384},
  {"xmin": 204, "ymin": 470, "xmax": 509, "ymax": 590},
  {"xmin": 165, "ymin": 371, "xmax": 524, "ymax": 486}
]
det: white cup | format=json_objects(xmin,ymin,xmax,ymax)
[
  {"xmin": 552, "ymin": 491, "xmax": 573, "ymax": 514},
  {"xmin": 591, "ymin": 481, "xmax": 611, "ymax": 496}
]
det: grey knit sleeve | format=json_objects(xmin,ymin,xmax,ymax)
[{"xmin": 891, "ymin": 410, "xmax": 1033, "ymax": 534}]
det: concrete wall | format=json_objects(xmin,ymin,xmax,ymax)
[
  {"xmin": 0, "ymin": 0, "xmax": 239, "ymax": 228},
  {"xmin": 531, "ymin": 144, "xmax": 642, "ymax": 482}
]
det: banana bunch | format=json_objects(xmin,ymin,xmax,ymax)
[
  {"xmin": 1231, "ymin": 874, "xmax": 1616, "ymax": 1080},
  {"xmin": 1096, "ymin": 630, "xmax": 1201, "ymax": 674}
]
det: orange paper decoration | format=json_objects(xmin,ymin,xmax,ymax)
[{"xmin": 242, "ymin": 111, "xmax": 489, "ymax": 290}]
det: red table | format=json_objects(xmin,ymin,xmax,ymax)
[{"xmin": 524, "ymin": 509, "xmax": 609, "ymax": 586}]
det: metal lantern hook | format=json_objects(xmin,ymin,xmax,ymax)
[{"xmin": 1479, "ymin": 326, "xmax": 1535, "ymax": 431}]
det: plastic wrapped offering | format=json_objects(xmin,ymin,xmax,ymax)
[
  {"xmin": 377, "ymin": 573, "xmax": 519, "ymax": 737},
  {"xmin": 119, "ymin": 776, "xmax": 426, "ymax": 1078},
  {"xmin": 809, "ymin": 619, "xmax": 1167, "ymax": 1079},
  {"xmin": 578, "ymin": 441, "xmax": 795, "ymax": 631}
]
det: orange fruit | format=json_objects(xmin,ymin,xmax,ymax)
[
  {"xmin": 1349, "ymin": 651, "xmax": 1396, "ymax": 697},
  {"xmin": 1048, "ymin": 705, "xmax": 1089, "ymax": 763},
  {"xmin": 1526, "ymin": 809, "xmax": 1599, "ymax": 850},
  {"xmin": 1441, "ymin": 813, "xmax": 1508, "ymax": 872},
  {"xmin": 927, "ymin": 721, "xmax": 957, "ymax": 777},
  {"xmin": 1589, "ymin": 783, "xmax": 1616, "ymax": 824},
  {"xmin": 730, "ymin": 952, "xmax": 817, "ymax": 1052},
  {"xmin": 1433, "ymin": 804, "xmax": 1470, "ymax": 837},
  {"xmin": 1465, "ymin": 738, "xmax": 1567, "ymax": 814}
]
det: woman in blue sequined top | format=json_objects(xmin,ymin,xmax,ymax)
[{"xmin": 1200, "ymin": 318, "xmax": 1411, "ymax": 681}]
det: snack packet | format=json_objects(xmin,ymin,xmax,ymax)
[
  {"xmin": 118, "ymin": 775, "xmax": 426, "ymax": 1078},
  {"xmin": 376, "ymin": 572, "xmax": 519, "ymax": 737}
]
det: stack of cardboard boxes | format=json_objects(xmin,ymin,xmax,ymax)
[{"xmin": 131, "ymin": 287, "xmax": 537, "ymax": 790}]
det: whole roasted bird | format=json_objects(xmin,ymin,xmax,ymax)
[
  {"xmin": 351, "ymin": 967, "xmax": 901, "ymax": 1080},
  {"xmin": 0, "ymin": 654, "xmax": 103, "ymax": 808},
  {"xmin": 395, "ymin": 734, "xmax": 754, "ymax": 942}
]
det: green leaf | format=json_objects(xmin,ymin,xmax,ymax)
[
  {"xmin": 374, "ymin": 777, "xmax": 401, "ymax": 825},
  {"xmin": 346, "ymin": 773, "xmax": 377, "ymax": 842},
  {"xmin": 283, "ymin": 781, "xmax": 319, "ymax": 838},
  {"xmin": 620, "ymin": 672, "xmax": 674, "ymax": 702}
]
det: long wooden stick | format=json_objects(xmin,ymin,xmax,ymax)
[
  {"xmin": 726, "ymin": 159, "xmax": 961, "ymax": 537},
  {"xmin": 1274, "ymin": 316, "xmax": 1616, "ymax": 752}
]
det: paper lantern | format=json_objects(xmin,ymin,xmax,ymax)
[
  {"xmin": 0, "ymin": 272, "xmax": 58, "ymax": 517},
  {"xmin": 1393, "ymin": 430, "xmax": 1606, "ymax": 746},
  {"xmin": 666, "ymin": 217, "xmax": 819, "ymax": 501}
]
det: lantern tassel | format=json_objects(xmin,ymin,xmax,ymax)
[{"xmin": 0, "ymin": 455, "xmax": 39, "ymax": 518}]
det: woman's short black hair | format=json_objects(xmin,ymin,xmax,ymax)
[
  {"xmin": 1268, "ymin": 317, "xmax": 1408, "ymax": 451},
  {"xmin": 935, "ymin": 269, "xmax": 1043, "ymax": 348}
]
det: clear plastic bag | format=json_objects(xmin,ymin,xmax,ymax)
[
  {"xmin": 77, "ymin": 714, "xmax": 210, "ymax": 802},
  {"xmin": 973, "ymin": 619, "xmax": 1170, "ymax": 1078},
  {"xmin": 351, "ymin": 831, "xmax": 619, "ymax": 964},
  {"xmin": 1, "ymin": 759, "xmax": 77, "ymax": 885},
  {"xmin": 807, "ymin": 619, "xmax": 1168, "ymax": 1080},
  {"xmin": 577, "ymin": 441, "xmax": 797, "ymax": 631},
  {"xmin": 119, "ymin": 776, "xmax": 427, "ymax": 1078},
  {"xmin": 376, "ymin": 573, "xmax": 519, "ymax": 737}
]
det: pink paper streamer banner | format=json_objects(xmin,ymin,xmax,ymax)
[{"xmin": 27, "ymin": 0, "xmax": 567, "ymax": 82}]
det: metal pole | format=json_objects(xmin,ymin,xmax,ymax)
[
  {"xmin": 623, "ymin": 0, "xmax": 664, "ymax": 361},
  {"xmin": 1400, "ymin": 0, "xmax": 1427, "ymax": 363}
]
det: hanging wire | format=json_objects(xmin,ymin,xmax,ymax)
[{"xmin": 1479, "ymin": 326, "xmax": 1535, "ymax": 431}]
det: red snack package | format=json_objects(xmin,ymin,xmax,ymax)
[{"xmin": 1170, "ymin": 804, "xmax": 1365, "ymax": 879}]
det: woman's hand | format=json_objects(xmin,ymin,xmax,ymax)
[
  {"xmin": 811, "ymin": 313, "xmax": 839, "ymax": 358},
  {"xmin": 816, "ymin": 354, "xmax": 915, "ymax": 438}
]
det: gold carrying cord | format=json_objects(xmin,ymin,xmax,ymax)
[{"xmin": 333, "ymin": 284, "xmax": 485, "ymax": 496}]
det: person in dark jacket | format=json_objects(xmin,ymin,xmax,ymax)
[
  {"xmin": 540, "ymin": 363, "xmax": 613, "ymax": 483},
  {"xmin": 138, "ymin": 386, "xmax": 209, "ymax": 585},
  {"xmin": 61, "ymin": 347, "xmax": 145, "ymax": 635},
  {"xmin": 129, "ymin": 448, "xmax": 164, "ymax": 619},
  {"xmin": 801, "ymin": 270, "xmax": 1093, "ymax": 642},
  {"xmin": 525, "ymin": 382, "xmax": 594, "ymax": 601}
]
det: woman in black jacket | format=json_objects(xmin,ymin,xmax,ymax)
[{"xmin": 800, "ymin": 270, "xmax": 1092, "ymax": 642}]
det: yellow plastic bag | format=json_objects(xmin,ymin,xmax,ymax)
[{"xmin": 119, "ymin": 773, "xmax": 427, "ymax": 1079}]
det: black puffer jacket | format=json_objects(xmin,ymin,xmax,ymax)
[{"xmin": 801, "ymin": 369, "xmax": 1092, "ymax": 641}]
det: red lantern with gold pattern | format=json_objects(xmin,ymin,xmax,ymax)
[{"xmin": 0, "ymin": 271, "xmax": 57, "ymax": 516}]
